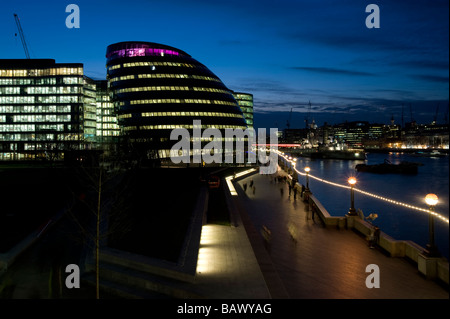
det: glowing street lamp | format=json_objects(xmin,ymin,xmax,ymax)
[
  {"xmin": 292, "ymin": 158, "xmax": 298, "ymax": 180},
  {"xmin": 347, "ymin": 177, "xmax": 357, "ymax": 216},
  {"xmin": 304, "ymin": 167, "xmax": 310, "ymax": 191},
  {"xmin": 424, "ymin": 194, "xmax": 440, "ymax": 257},
  {"xmin": 286, "ymin": 156, "xmax": 292, "ymax": 174}
]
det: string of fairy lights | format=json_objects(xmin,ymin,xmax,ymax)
[{"xmin": 277, "ymin": 151, "xmax": 449, "ymax": 225}]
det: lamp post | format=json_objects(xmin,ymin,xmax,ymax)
[
  {"xmin": 424, "ymin": 193, "xmax": 440, "ymax": 257},
  {"xmin": 292, "ymin": 158, "xmax": 298, "ymax": 181},
  {"xmin": 304, "ymin": 167, "xmax": 310, "ymax": 191},
  {"xmin": 288, "ymin": 157, "xmax": 293, "ymax": 173},
  {"xmin": 347, "ymin": 177, "xmax": 357, "ymax": 216}
]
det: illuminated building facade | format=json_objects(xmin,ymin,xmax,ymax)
[
  {"xmin": 106, "ymin": 41, "xmax": 247, "ymax": 161},
  {"xmin": 95, "ymin": 80, "xmax": 120, "ymax": 152},
  {"xmin": 233, "ymin": 92, "xmax": 253, "ymax": 128},
  {"xmin": 0, "ymin": 59, "xmax": 96, "ymax": 160},
  {"xmin": 331, "ymin": 121, "xmax": 369, "ymax": 148},
  {"xmin": 83, "ymin": 77, "xmax": 97, "ymax": 144}
]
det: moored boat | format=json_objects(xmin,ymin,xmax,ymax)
[{"xmin": 411, "ymin": 150, "xmax": 447, "ymax": 158}]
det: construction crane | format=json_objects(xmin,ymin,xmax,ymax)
[
  {"xmin": 286, "ymin": 108, "xmax": 293, "ymax": 129},
  {"xmin": 409, "ymin": 103, "xmax": 415, "ymax": 124},
  {"xmin": 445, "ymin": 103, "xmax": 449, "ymax": 124},
  {"xmin": 401, "ymin": 103, "xmax": 404, "ymax": 128},
  {"xmin": 432, "ymin": 104, "xmax": 439, "ymax": 125},
  {"xmin": 304, "ymin": 101, "xmax": 311, "ymax": 129},
  {"xmin": 14, "ymin": 13, "xmax": 30, "ymax": 59}
]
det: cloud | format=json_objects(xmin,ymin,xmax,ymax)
[
  {"xmin": 280, "ymin": 0, "xmax": 448, "ymax": 63},
  {"xmin": 411, "ymin": 74, "xmax": 449, "ymax": 84},
  {"xmin": 289, "ymin": 66, "xmax": 375, "ymax": 77},
  {"xmin": 252, "ymin": 100, "xmax": 313, "ymax": 114},
  {"xmin": 253, "ymin": 97, "xmax": 449, "ymax": 130},
  {"xmin": 228, "ymin": 78, "xmax": 301, "ymax": 95},
  {"xmin": 394, "ymin": 60, "xmax": 449, "ymax": 71}
]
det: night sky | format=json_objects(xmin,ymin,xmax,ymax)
[{"xmin": 1, "ymin": 0, "xmax": 448, "ymax": 130}]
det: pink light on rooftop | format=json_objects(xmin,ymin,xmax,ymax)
[{"xmin": 110, "ymin": 47, "xmax": 180, "ymax": 59}]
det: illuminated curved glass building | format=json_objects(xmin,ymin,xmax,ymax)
[
  {"xmin": 233, "ymin": 92, "xmax": 253, "ymax": 129},
  {"xmin": 106, "ymin": 41, "xmax": 247, "ymax": 161}
]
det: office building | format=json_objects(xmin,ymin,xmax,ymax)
[
  {"xmin": 0, "ymin": 59, "xmax": 97, "ymax": 160},
  {"xmin": 95, "ymin": 80, "xmax": 120, "ymax": 153},
  {"xmin": 106, "ymin": 41, "xmax": 247, "ymax": 161}
]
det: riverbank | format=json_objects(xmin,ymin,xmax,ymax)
[
  {"xmin": 290, "ymin": 152, "xmax": 449, "ymax": 260},
  {"xmin": 278, "ymin": 156, "xmax": 448, "ymax": 285},
  {"xmin": 365, "ymin": 148, "xmax": 449, "ymax": 154}
]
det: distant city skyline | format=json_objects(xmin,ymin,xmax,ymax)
[{"xmin": 1, "ymin": 0, "xmax": 448, "ymax": 129}]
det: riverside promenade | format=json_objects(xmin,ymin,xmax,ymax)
[{"xmin": 218, "ymin": 166, "xmax": 449, "ymax": 299}]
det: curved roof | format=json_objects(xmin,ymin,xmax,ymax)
[{"xmin": 106, "ymin": 41, "xmax": 190, "ymax": 61}]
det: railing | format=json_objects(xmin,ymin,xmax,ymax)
[
  {"xmin": 277, "ymin": 151, "xmax": 449, "ymax": 225},
  {"xmin": 277, "ymin": 152, "xmax": 448, "ymax": 284}
]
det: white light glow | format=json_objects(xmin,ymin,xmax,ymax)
[
  {"xmin": 225, "ymin": 168, "xmax": 257, "ymax": 196},
  {"xmin": 196, "ymin": 225, "xmax": 224, "ymax": 275},
  {"xmin": 275, "ymin": 150, "xmax": 449, "ymax": 224},
  {"xmin": 225, "ymin": 176, "xmax": 237, "ymax": 195},
  {"xmin": 425, "ymin": 194, "xmax": 438, "ymax": 206}
]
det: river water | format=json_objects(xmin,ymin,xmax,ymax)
[{"xmin": 292, "ymin": 152, "xmax": 449, "ymax": 259}]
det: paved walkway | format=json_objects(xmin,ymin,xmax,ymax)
[
  {"xmin": 194, "ymin": 166, "xmax": 448, "ymax": 299},
  {"xmin": 3, "ymin": 167, "xmax": 447, "ymax": 300},
  {"xmin": 194, "ymin": 223, "xmax": 271, "ymax": 299},
  {"xmin": 231, "ymin": 167, "xmax": 448, "ymax": 299}
]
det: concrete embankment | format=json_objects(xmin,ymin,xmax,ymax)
[{"xmin": 278, "ymin": 159, "xmax": 449, "ymax": 286}]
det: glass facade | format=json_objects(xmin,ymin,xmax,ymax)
[
  {"xmin": 233, "ymin": 92, "xmax": 254, "ymax": 128},
  {"xmin": 106, "ymin": 41, "xmax": 247, "ymax": 161},
  {"xmin": 0, "ymin": 59, "xmax": 95, "ymax": 160},
  {"xmin": 95, "ymin": 80, "xmax": 120, "ymax": 153}
]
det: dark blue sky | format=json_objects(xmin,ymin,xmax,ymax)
[{"xmin": 1, "ymin": 0, "xmax": 448, "ymax": 129}]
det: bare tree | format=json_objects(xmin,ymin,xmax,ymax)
[{"xmin": 65, "ymin": 155, "xmax": 134, "ymax": 299}]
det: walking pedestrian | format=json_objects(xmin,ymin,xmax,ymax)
[
  {"xmin": 243, "ymin": 183, "xmax": 248, "ymax": 191},
  {"xmin": 368, "ymin": 228, "xmax": 376, "ymax": 248},
  {"xmin": 252, "ymin": 185, "xmax": 256, "ymax": 195},
  {"xmin": 368, "ymin": 226, "xmax": 380, "ymax": 248},
  {"xmin": 250, "ymin": 179, "xmax": 254, "ymax": 188}
]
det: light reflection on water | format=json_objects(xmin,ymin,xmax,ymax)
[{"xmin": 294, "ymin": 152, "xmax": 449, "ymax": 259}]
